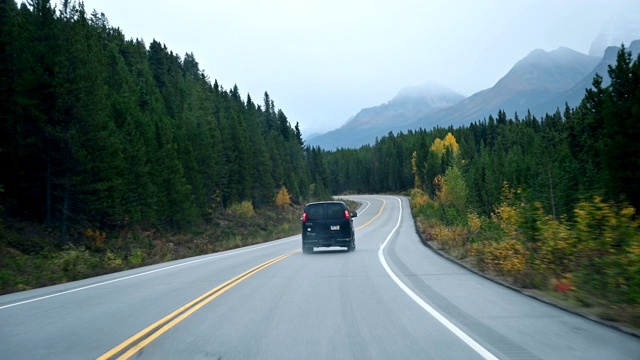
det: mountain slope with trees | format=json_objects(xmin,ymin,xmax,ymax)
[
  {"xmin": 532, "ymin": 40, "xmax": 640, "ymax": 118},
  {"xmin": 0, "ymin": 0, "xmax": 312, "ymax": 231},
  {"xmin": 0, "ymin": 0, "xmax": 322, "ymax": 292},
  {"xmin": 309, "ymin": 44, "xmax": 624, "ymax": 149}
]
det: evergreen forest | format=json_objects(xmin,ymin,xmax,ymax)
[{"xmin": 1, "ymin": 0, "xmax": 315, "ymax": 234}]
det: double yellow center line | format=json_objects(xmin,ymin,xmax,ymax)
[
  {"xmin": 355, "ymin": 199, "xmax": 385, "ymax": 231},
  {"xmin": 97, "ymin": 250, "xmax": 299, "ymax": 360},
  {"xmin": 98, "ymin": 198, "xmax": 386, "ymax": 359}
]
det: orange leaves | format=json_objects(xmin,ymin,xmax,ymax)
[
  {"xmin": 433, "ymin": 175, "xmax": 445, "ymax": 201},
  {"xmin": 84, "ymin": 228, "xmax": 106, "ymax": 249}
]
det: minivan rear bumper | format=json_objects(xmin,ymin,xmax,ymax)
[{"xmin": 302, "ymin": 235, "xmax": 352, "ymax": 248}]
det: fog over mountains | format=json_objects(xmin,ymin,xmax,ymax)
[
  {"xmin": 308, "ymin": 22, "xmax": 640, "ymax": 150},
  {"xmin": 310, "ymin": 83, "xmax": 465, "ymax": 150}
]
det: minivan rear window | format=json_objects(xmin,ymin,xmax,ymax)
[
  {"xmin": 305, "ymin": 205, "xmax": 324, "ymax": 221},
  {"xmin": 326, "ymin": 203, "xmax": 345, "ymax": 220}
]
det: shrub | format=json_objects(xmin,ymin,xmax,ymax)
[
  {"xmin": 128, "ymin": 248, "xmax": 144, "ymax": 266},
  {"xmin": 468, "ymin": 211, "xmax": 482, "ymax": 233},
  {"xmin": 410, "ymin": 189, "xmax": 430, "ymax": 210},
  {"xmin": 84, "ymin": 228, "xmax": 106, "ymax": 250},
  {"xmin": 534, "ymin": 214, "xmax": 577, "ymax": 278},
  {"xmin": 492, "ymin": 183, "xmax": 520, "ymax": 241},
  {"xmin": 572, "ymin": 197, "xmax": 640, "ymax": 303},
  {"xmin": 432, "ymin": 225, "xmax": 467, "ymax": 254},
  {"xmin": 469, "ymin": 217, "xmax": 504, "ymax": 244},
  {"xmin": 226, "ymin": 201, "xmax": 255, "ymax": 219},
  {"xmin": 54, "ymin": 246, "xmax": 99, "ymax": 281},
  {"xmin": 104, "ymin": 250, "xmax": 124, "ymax": 269},
  {"xmin": 469, "ymin": 239, "xmax": 527, "ymax": 277}
]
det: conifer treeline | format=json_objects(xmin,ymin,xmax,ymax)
[
  {"xmin": 0, "ymin": 0, "xmax": 312, "ymax": 235},
  {"xmin": 320, "ymin": 45, "xmax": 640, "ymax": 218},
  {"xmin": 2, "ymin": 0, "xmax": 638, "ymax": 241}
]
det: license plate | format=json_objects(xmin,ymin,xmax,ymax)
[{"xmin": 331, "ymin": 225, "xmax": 340, "ymax": 230}]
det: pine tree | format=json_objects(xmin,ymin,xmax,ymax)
[{"xmin": 275, "ymin": 186, "xmax": 291, "ymax": 208}]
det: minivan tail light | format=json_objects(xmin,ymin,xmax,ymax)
[
  {"xmin": 344, "ymin": 210, "xmax": 350, "ymax": 220},
  {"xmin": 301, "ymin": 212, "xmax": 307, "ymax": 222}
]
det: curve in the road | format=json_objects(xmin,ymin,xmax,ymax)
[{"xmin": 364, "ymin": 196, "xmax": 500, "ymax": 360}]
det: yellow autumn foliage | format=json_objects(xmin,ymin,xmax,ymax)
[
  {"xmin": 469, "ymin": 239, "xmax": 527, "ymax": 277},
  {"xmin": 275, "ymin": 186, "xmax": 291, "ymax": 208},
  {"xmin": 430, "ymin": 138, "xmax": 446, "ymax": 157},
  {"xmin": 467, "ymin": 211, "xmax": 482, "ymax": 233},
  {"xmin": 410, "ymin": 188, "xmax": 430, "ymax": 209},
  {"xmin": 430, "ymin": 132, "xmax": 460, "ymax": 158},
  {"xmin": 535, "ymin": 215, "xmax": 576, "ymax": 277},
  {"xmin": 492, "ymin": 182, "xmax": 520, "ymax": 240},
  {"xmin": 432, "ymin": 225, "xmax": 467, "ymax": 252},
  {"xmin": 573, "ymin": 196, "xmax": 639, "ymax": 255},
  {"xmin": 443, "ymin": 132, "xmax": 460, "ymax": 155}
]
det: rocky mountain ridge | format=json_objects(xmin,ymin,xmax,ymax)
[{"xmin": 308, "ymin": 39, "xmax": 640, "ymax": 150}]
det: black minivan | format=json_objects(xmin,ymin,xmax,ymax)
[{"xmin": 301, "ymin": 201, "xmax": 357, "ymax": 254}]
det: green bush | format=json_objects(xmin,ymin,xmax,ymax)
[
  {"xmin": 54, "ymin": 246, "xmax": 99, "ymax": 281},
  {"xmin": 226, "ymin": 201, "xmax": 255, "ymax": 219},
  {"xmin": 570, "ymin": 197, "xmax": 640, "ymax": 303},
  {"xmin": 104, "ymin": 251, "xmax": 124, "ymax": 270},
  {"xmin": 128, "ymin": 248, "xmax": 144, "ymax": 266}
]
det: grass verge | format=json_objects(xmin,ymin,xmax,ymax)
[{"xmin": 0, "ymin": 204, "xmax": 302, "ymax": 295}]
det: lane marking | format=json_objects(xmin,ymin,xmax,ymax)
[
  {"xmin": 358, "ymin": 200, "xmax": 372, "ymax": 215},
  {"xmin": 350, "ymin": 198, "xmax": 371, "ymax": 216},
  {"xmin": 377, "ymin": 197, "xmax": 499, "ymax": 360},
  {"xmin": 0, "ymin": 235, "xmax": 300, "ymax": 310},
  {"xmin": 101, "ymin": 200, "xmax": 387, "ymax": 359},
  {"xmin": 355, "ymin": 199, "xmax": 385, "ymax": 231},
  {"xmin": 2, "ymin": 198, "xmax": 378, "ymax": 310},
  {"xmin": 97, "ymin": 250, "xmax": 299, "ymax": 360}
]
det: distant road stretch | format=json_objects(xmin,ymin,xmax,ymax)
[{"xmin": 1, "ymin": 195, "xmax": 638, "ymax": 359}]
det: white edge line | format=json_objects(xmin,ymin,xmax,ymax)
[
  {"xmin": 337, "ymin": 196, "xmax": 371, "ymax": 216},
  {"xmin": 377, "ymin": 196, "xmax": 499, "ymax": 360},
  {"xmin": 356, "ymin": 200, "xmax": 371, "ymax": 215},
  {"xmin": 0, "ymin": 235, "xmax": 300, "ymax": 310}
]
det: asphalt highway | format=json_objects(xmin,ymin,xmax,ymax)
[{"xmin": 1, "ymin": 195, "xmax": 638, "ymax": 359}]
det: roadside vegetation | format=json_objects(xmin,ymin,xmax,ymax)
[
  {"xmin": 411, "ymin": 186, "xmax": 640, "ymax": 329},
  {"xmin": 0, "ymin": 198, "xmax": 305, "ymax": 295},
  {"xmin": 2, "ymin": 1, "xmax": 639, "ymax": 332}
]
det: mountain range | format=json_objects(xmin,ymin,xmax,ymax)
[{"xmin": 308, "ymin": 36, "xmax": 640, "ymax": 150}]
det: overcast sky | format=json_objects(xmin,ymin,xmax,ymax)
[{"xmin": 72, "ymin": 0, "xmax": 638, "ymax": 136}]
